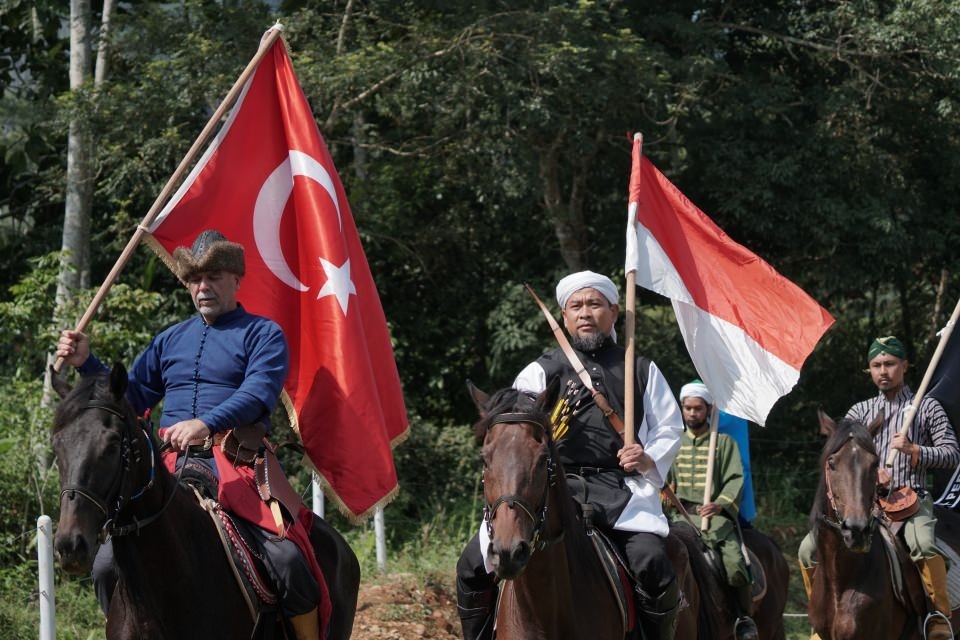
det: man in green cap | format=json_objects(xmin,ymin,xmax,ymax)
[{"xmin": 797, "ymin": 336, "xmax": 960, "ymax": 640}]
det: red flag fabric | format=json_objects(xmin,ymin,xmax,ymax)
[
  {"xmin": 625, "ymin": 137, "xmax": 834, "ymax": 425},
  {"xmin": 148, "ymin": 35, "xmax": 408, "ymax": 520}
]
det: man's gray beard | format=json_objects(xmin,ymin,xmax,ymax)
[{"xmin": 571, "ymin": 332, "xmax": 610, "ymax": 352}]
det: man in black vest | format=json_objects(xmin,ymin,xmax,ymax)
[{"xmin": 456, "ymin": 271, "xmax": 684, "ymax": 640}]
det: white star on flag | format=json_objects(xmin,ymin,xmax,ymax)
[{"xmin": 317, "ymin": 257, "xmax": 356, "ymax": 315}]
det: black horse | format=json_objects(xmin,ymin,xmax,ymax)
[{"xmin": 51, "ymin": 363, "xmax": 360, "ymax": 639}]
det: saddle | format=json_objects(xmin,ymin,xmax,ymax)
[
  {"xmin": 702, "ymin": 543, "xmax": 768, "ymax": 604},
  {"xmin": 193, "ymin": 488, "xmax": 278, "ymax": 622},
  {"xmin": 588, "ymin": 527, "xmax": 636, "ymax": 633}
]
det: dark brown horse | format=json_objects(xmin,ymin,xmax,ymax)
[
  {"xmin": 740, "ymin": 528, "xmax": 790, "ymax": 640},
  {"xmin": 470, "ymin": 384, "xmax": 727, "ymax": 639},
  {"xmin": 51, "ymin": 364, "xmax": 360, "ymax": 639},
  {"xmin": 808, "ymin": 410, "xmax": 959, "ymax": 639}
]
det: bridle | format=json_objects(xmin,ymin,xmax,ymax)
[
  {"xmin": 819, "ymin": 431, "xmax": 880, "ymax": 535},
  {"xmin": 58, "ymin": 400, "xmax": 179, "ymax": 539},
  {"xmin": 482, "ymin": 411, "xmax": 565, "ymax": 552}
]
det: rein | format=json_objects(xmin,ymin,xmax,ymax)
[
  {"xmin": 483, "ymin": 411, "xmax": 566, "ymax": 552},
  {"xmin": 59, "ymin": 400, "xmax": 185, "ymax": 540}
]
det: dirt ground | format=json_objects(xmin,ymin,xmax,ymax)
[{"xmin": 350, "ymin": 573, "xmax": 461, "ymax": 640}]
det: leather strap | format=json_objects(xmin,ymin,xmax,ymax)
[
  {"xmin": 526, "ymin": 284, "xmax": 698, "ymax": 535},
  {"xmin": 525, "ymin": 284, "xmax": 626, "ymax": 435}
]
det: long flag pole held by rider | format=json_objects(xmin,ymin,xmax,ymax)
[
  {"xmin": 52, "ymin": 25, "xmax": 285, "ymax": 372},
  {"xmin": 885, "ymin": 294, "xmax": 960, "ymax": 467},
  {"xmin": 622, "ymin": 132, "xmax": 642, "ymax": 448}
]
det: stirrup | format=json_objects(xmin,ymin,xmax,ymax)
[{"xmin": 923, "ymin": 610, "xmax": 954, "ymax": 640}]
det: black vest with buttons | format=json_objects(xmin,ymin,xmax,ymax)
[{"xmin": 537, "ymin": 342, "xmax": 650, "ymax": 469}]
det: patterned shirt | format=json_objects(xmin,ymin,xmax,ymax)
[{"xmin": 845, "ymin": 385, "xmax": 960, "ymax": 492}]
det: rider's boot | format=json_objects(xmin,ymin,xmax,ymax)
[
  {"xmin": 289, "ymin": 607, "xmax": 320, "ymax": 640},
  {"xmin": 636, "ymin": 579, "xmax": 680, "ymax": 640},
  {"xmin": 732, "ymin": 584, "xmax": 759, "ymax": 640},
  {"xmin": 918, "ymin": 555, "xmax": 954, "ymax": 640},
  {"xmin": 797, "ymin": 562, "xmax": 823, "ymax": 640},
  {"xmin": 456, "ymin": 578, "xmax": 497, "ymax": 640}
]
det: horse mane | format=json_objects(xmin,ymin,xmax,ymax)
[
  {"xmin": 52, "ymin": 373, "xmax": 111, "ymax": 434},
  {"xmin": 809, "ymin": 417, "xmax": 877, "ymax": 534},
  {"xmin": 472, "ymin": 387, "xmax": 541, "ymax": 444}
]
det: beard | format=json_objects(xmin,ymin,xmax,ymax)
[{"xmin": 571, "ymin": 332, "xmax": 612, "ymax": 352}]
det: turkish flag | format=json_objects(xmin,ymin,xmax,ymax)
[
  {"xmin": 148, "ymin": 34, "xmax": 408, "ymax": 520},
  {"xmin": 625, "ymin": 136, "xmax": 834, "ymax": 425}
]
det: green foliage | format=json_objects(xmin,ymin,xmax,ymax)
[{"xmin": 389, "ymin": 418, "xmax": 480, "ymax": 546}]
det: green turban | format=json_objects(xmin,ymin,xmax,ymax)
[{"xmin": 867, "ymin": 336, "xmax": 907, "ymax": 363}]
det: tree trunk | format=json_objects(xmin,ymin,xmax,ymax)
[
  {"xmin": 55, "ymin": 0, "xmax": 114, "ymax": 317},
  {"xmin": 539, "ymin": 141, "xmax": 591, "ymax": 273},
  {"xmin": 46, "ymin": 0, "xmax": 114, "ymax": 407},
  {"xmin": 56, "ymin": 0, "xmax": 94, "ymax": 316}
]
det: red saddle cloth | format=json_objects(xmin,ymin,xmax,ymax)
[{"xmin": 162, "ymin": 447, "xmax": 333, "ymax": 635}]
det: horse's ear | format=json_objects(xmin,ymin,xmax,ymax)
[
  {"xmin": 818, "ymin": 408, "xmax": 836, "ymax": 437},
  {"xmin": 866, "ymin": 414, "xmax": 884, "ymax": 438},
  {"xmin": 49, "ymin": 365, "xmax": 71, "ymax": 399},
  {"xmin": 466, "ymin": 380, "xmax": 490, "ymax": 416},
  {"xmin": 109, "ymin": 362, "xmax": 128, "ymax": 399},
  {"xmin": 535, "ymin": 376, "xmax": 561, "ymax": 413}
]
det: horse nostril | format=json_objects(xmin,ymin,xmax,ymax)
[{"xmin": 513, "ymin": 540, "xmax": 531, "ymax": 565}]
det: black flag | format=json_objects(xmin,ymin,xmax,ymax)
[{"xmin": 929, "ymin": 330, "xmax": 960, "ymax": 508}]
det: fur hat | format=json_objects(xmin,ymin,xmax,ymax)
[{"xmin": 172, "ymin": 230, "xmax": 245, "ymax": 281}]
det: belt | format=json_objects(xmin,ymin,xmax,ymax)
[{"xmin": 571, "ymin": 466, "xmax": 622, "ymax": 477}]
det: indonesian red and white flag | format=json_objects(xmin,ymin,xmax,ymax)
[
  {"xmin": 148, "ymin": 31, "xmax": 408, "ymax": 519},
  {"xmin": 625, "ymin": 136, "xmax": 833, "ymax": 425}
]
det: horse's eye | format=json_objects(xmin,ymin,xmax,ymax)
[
  {"xmin": 827, "ymin": 455, "xmax": 836, "ymax": 470},
  {"xmin": 479, "ymin": 453, "xmax": 488, "ymax": 468}
]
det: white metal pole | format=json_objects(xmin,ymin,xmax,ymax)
[
  {"xmin": 374, "ymin": 506, "xmax": 387, "ymax": 574},
  {"xmin": 37, "ymin": 515, "xmax": 55, "ymax": 640},
  {"xmin": 311, "ymin": 474, "xmax": 325, "ymax": 519}
]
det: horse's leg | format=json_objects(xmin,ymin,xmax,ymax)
[
  {"xmin": 308, "ymin": 514, "xmax": 361, "ymax": 640},
  {"xmin": 665, "ymin": 531, "xmax": 708, "ymax": 640},
  {"xmin": 741, "ymin": 529, "xmax": 789, "ymax": 640}
]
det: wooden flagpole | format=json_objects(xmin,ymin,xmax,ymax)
[
  {"xmin": 53, "ymin": 25, "xmax": 285, "ymax": 371},
  {"xmin": 700, "ymin": 404, "xmax": 720, "ymax": 530},
  {"xmin": 623, "ymin": 133, "xmax": 643, "ymax": 447},
  {"xmin": 885, "ymin": 293, "xmax": 960, "ymax": 466}
]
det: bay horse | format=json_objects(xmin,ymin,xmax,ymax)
[
  {"xmin": 469, "ymin": 383, "xmax": 726, "ymax": 640},
  {"xmin": 808, "ymin": 410, "xmax": 959, "ymax": 639},
  {"xmin": 51, "ymin": 364, "xmax": 360, "ymax": 639}
]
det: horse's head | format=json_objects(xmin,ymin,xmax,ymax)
[
  {"xmin": 813, "ymin": 409, "xmax": 884, "ymax": 552},
  {"xmin": 51, "ymin": 363, "xmax": 147, "ymax": 574},
  {"xmin": 468, "ymin": 380, "xmax": 560, "ymax": 580}
]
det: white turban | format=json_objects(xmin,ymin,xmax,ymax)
[
  {"xmin": 555, "ymin": 271, "xmax": 619, "ymax": 310},
  {"xmin": 680, "ymin": 380, "xmax": 713, "ymax": 405}
]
